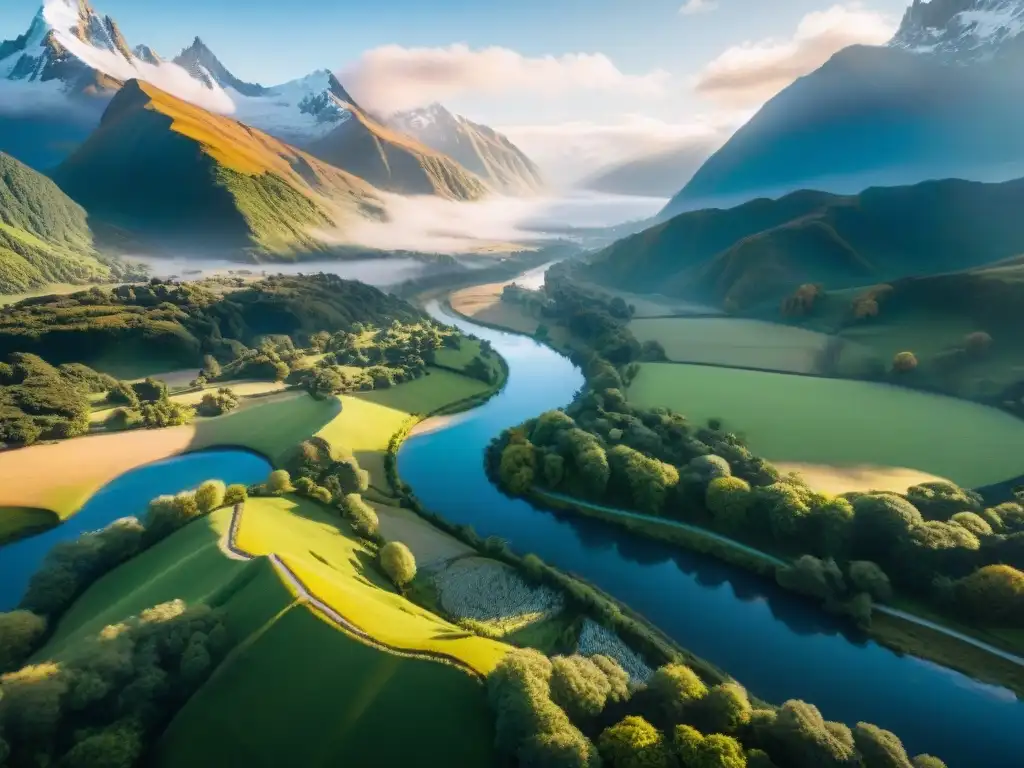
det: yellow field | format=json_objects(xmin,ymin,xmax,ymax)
[{"xmin": 236, "ymin": 496, "xmax": 509, "ymax": 674}]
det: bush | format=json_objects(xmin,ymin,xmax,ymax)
[
  {"xmin": 689, "ymin": 455, "xmax": 732, "ymax": 482},
  {"xmin": 648, "ymin": 663, "xmax": 708, "ymax": 720},
  {"xmin": 953, "ymin": 564, "xmax": 1024, "ymax": 626},
  {"xmin": 949, "ymin": 511, "xmax": 993, "ymax": 537},
  {"xmin": 380, "ymin": 541, "xmax": 417, "ymax": 587},
  {"xmin": 223, "ymin": 484, "xmax": 248, "ymax": 506},
  {"xmin": 266, "ymin": 469, "xmax": 294, "ymax": 495},
  {"xmin": 106, "ymin": 381, "xmax": 139, "ymax": 407},
  {"xmin": 598, "ymin": 716, "xmax": 670, "ymax": 768},
  {"xmin": 342, "ymin": 494, "xmax": 379, "ymax": 538},
  {"xmin": 143, "ymin": 492, "xmax": 201, "ymax": 544},
  {"xmin": 853, "ymin": 722, "xmax": 914, "ymax": 768},
  {"xmin": 0, "ymin": 610, "xmax": 47, "ymax": 672},
  {"xmin": 674, "ymin": 724, "xmax": 746, "ymax": 768},
  {"xmin": 891, "ymin": 352, "xmax": 918, "ymax": 373},
  {"xmin": 550, "ymin": 655, "xmax": 613, "ymax": 721},
  {"xmin": 776, "ymin": 556, "xmax": 846, "ymax": 602},
  {"xmin": 847, "ymin": 561, "xmax": 892, "ymax": 602},
  {"xmin": 706, "ymin": 477, "xmax": 753, "ymax": 532},
  {"xmin": 197, "ymin": 388, "xmax": 238, "ymax": 417},
  {"xmin": 194, "ymin": 480, "xmax": 227, "ymax": 514},
  {"xmin": 699, "ymin": 682, "xmax": 752, "ymax": 734},
  {"xmin": 963, "ymin": 331, "xmax": 993, "ymax": 357}
]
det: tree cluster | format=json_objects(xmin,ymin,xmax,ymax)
[{"xmin": 0, "ymin": 353, "xmax": 97, "ymax": 446}]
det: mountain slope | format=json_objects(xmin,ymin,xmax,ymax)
[
  {"xmin": 581, "ymin": 142, "xmax": 716, "ymax": 198},
  {"xmin": 52, "ymin": 79, "xmax": 385, "ymax": 257},
  {"xmin": 172, "ymin": 36, "xmax": 267, "ymax": 97},
  {"xmin": 0, "ymin": 151, "xmax": 111, "ymax": 292},
  {"xmin": 581, "ymin": 177, "xmax": 1024, "ymax": 308},
  {"xmin": 890, "ymin": 0, "xmax": 1024, "ymax": 61},
  {"xmin": 663, "ymin": 42, "xmax": 1024, "ymax": 216},
  {"xmin": 390, "ymin": 104, "xmax": 544, "ymax": 195},
  {"xmin": 307, "ymin": 106, "xmax": 489, "ymax": 200}
]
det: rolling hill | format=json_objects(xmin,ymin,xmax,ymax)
[
  {"xmin": 662, "ymin": 1, "xmax": 1024, "ymax": 216},
  {"xmin": 0, "ymin": 150, "xmax": 112, "ymax": 293},
  {"xmin": 306, "ymin": 105, "xmax": 489, "ymax": 200},
  {"xmin": 580, "ymin": 176, "xmax": 1024, "ymax": 308},
  {"xmin": 52, "ymin": 79, "xmax": 387, "ymax": 257},
  {"xmin": 389, "ymin": 103, "xmax": 544, "ymax": 195}
]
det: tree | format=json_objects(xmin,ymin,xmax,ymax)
[
  {"xmin": 706, "ymin": 477, "xmax": 754, "ymax": 532},
  {"xmin": 847, "ymin": 561, "xmax": 892, "ymax": 602},
  {"xmin": 993, "ymin": 502, "xmax": 1024, "ymax": 533},
  {"xmin": 850, "ymin": 494, "xmax": 923, "ymax": 561},
  {"xmin": 700, "ymin": 683, "xmax": 752, "ymax": 734},
  {"xmin": 224, "ymin": 484, "xmax": 248, "ymax": 506},
  {"xmin": 764, "ymin": 700, "xmax": 858, "ymax": 768},
  {"xmin": 132, "ymin": 377, "xmax": 168, "ymax": 403},
  {"xmin": 674, "ymin": 725, "xmax": 746, "ymax": 768},
  {"xmin": 63, "ymin": 722, "xmax": 143, "ymax": 768},
  {"xmin": 891, "ymin": 352, "xmax": 918, "ymax": 373},
  {"xmin": 963, "ymin": 331, "xmax": 992, "ymax": 357},
  {"xmin": 853, "ymin": 722, "xmax": 914, "ymax": 768},
  {"xmin": 543, "ymin": 453, "xmax": 565, "ymax": 488},
  {"xmin": 905, "ymin": 482, "xmax": 981, "ymax": 521},
  {"xmin": 550, "ymin": 655, "xmax": 613, "ymax": 721},
  {"xmin": 143, "ymin": 492, "xmax": 200, "ymax": 544},
  {"xmin": 949, "ymin": 511, "xmax": 992, "ymax": 537},
  {"xmin": 266, "ymin": 469, "xmax": 294, "ymax": 495},
  {"xmin": 501, "ymin": 443, "xmax": 538, "ymax": 494},
  {"xmin": 598, "ymin": 716, "xmax": 671, "ymax": 768},
  {"xmin": 953, "ymin": 564, "xmax": 1024, "ymax": 626},
  {"xmin": 745, "ymin": 750, "xmax": 778, "ymax": 768},
  {"xmin": 688, "ymin": 455, "xmax": 732, "ymax": 482},
  {"xmin": 609, "ymin": 444, "xmax": 680, "ymax": 515},
  {"xmin": 380, "ymin": 541, "xmax": 417, "ymax": 588},
  {"xmin": 194, "ymin": 480, "xmax": 226, "ymax": 514},
  {"xmin": 198, "ymin": 389, "xmax": 238, "ymax": 417},
  {"xmin": 776, "ymin": 556, "xmax": 846, "ymax": 602},
  {"xmin": 591, "ymin": 654, "xmax": 631, "ymax": 704},
  {"xmin": 342, "ymin": 494, "xmax": 379, "ymax": 539},
  {"xmin": 911, "ymin": 756, "xmax": 947, "ymax": 768},
  {"xmin": 201, "ymin": 354, "xmax": 222, "ymax": 379},
  {"xmin": 325, "ymin": 457, "xmax": 369, "ymax": 497},
  {"xmin": 648, "ymin": 663, "xmax": 708, "ymax": 720},
  {"xmin": 0, "ymin": 610, "xmax": 47, "ymax": 672},
  {"xmin": 519, "ymin": 729, "xmax": 601, "ymax": 768},
  {"xmin": 106, "ymin": 381, "xmax": 140, "ymax": 408}
]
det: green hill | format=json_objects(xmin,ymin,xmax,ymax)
[
  {"xmin": 306, "ymin": 107, "xmax": 489, "ymax": 200},
  {"xmin": 0, "ymin": 152, "xmax": 111, "ymax": 293},
  {"xmin": 52, "ymin": 80, "xmax": 387, "ymax": 258},
  {"xmin": 580, "ymin": 177, "xmax": 1024, "ymax": 309}
]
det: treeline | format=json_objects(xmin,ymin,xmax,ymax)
[
  {"xmin": 489, "ymin": 386, "xmax": 1024, "ymax": 632},
  {"xmin": 488, "ymin": 647, "xmax": 947, "ymax": 768}
]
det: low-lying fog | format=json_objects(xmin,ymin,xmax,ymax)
[{"xmin": 134, "ymin": 191, "xmax": 669, "ymax": 285}]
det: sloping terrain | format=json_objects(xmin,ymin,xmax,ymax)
[
  {"xmin": 581, "ymin": 141, "xmax": 715, "ymax": 198},
  {"xmin": 390, "ymin": 103, "xmax": 544, "ymax": 195},
  {"xmin": 0, "ymin": 151, "xmax": 111, "ymax": 292},
  {"xmin": 52, "ymin": 79, "xmax": 385, "ymax": 256},
  {"xmin": 581, "ymin": 176, "xmax": 1024, "ymax": 308},
  {"xmin": 306, "ymin": 106, "xmax": 489, "ymax": 200}
]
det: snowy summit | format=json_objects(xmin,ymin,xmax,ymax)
[{"xmin": 889, "ymin": 0, "xmax": 1024, "ymax": 60}]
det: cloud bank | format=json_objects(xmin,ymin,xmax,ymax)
[
  {"xmin": 680, "ymin": 0, "xmax": 718, "ymax": 15},
  {"xmin": 693, "ymin": 3, "xmax": 897, "ymax": 105},
  {"xmin": 340, "ymin": 44, "xmax": 670, "ymax": 114},
  {"xmin": 42, "ymin": 0, "xmax": 235, "ymax": 114}
]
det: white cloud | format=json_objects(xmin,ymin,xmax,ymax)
[
  {"xmin": 680, "ymin": 0, "xmax": 718, "ymax": 15},
  {"xmin": 693, "ymin": 3, "xmax": 897, "ymax": 106},
  {"xmin": 500, "ymin": 112, "xmax": 746, "ymax": 186},
  {"xmin": 340, "ymin": 44, "xmax": 670, "ymax": 114},
  {"xmin": 0, "ymin": 79, "xmax": 77, "ymax": 116},
  {"xmin": 42, "ymin": 0, "xmax": 235, "ymax": 114}
]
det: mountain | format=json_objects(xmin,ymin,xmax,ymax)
[
  {"xmin": 580, "ymin": 177, "xmax": 1024, "ymax": 309},
  {"xmin": 172, "ymin": 37, "xmax": 267, "ymax": 97},
  {"xmin": 389, "ymin": 103, "xmax": 544, "ymax": 195},
  {"xmin": 662, "ymin": 0, "xmax": 1024, "ymax": 217},
  {"xmin": 0, "ymin": 151, "xmax": 113, "ymax": 293},
  {"xmin": 580, "ymin": 142, "xmax": 716, "ymax": 198},
  {"xmin": 52, "ymin": 79, "xmax": 386, "ymax": 257},
  {"xmin": 306, "ymin": 106, "xmax": 489, "ymax": 200}
]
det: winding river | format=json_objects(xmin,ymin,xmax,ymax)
[
  {"xmin": 0, "ymin": 449, "xmax": 270, "ymax": 612},
  {"xmin": 399, "ymin": 300, "xmax": 1024, "ymax": 768}
]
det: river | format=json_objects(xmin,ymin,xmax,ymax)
[
  {"xmin": 0, "ymin": 449, "xmax": 271, "ymax": 612},
  {"xmin": 398, "ymin": 299, "xmax": 1024, "ymax": 768}
]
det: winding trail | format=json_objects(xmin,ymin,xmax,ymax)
[
  {"xmin": 223, "ymin": 503, "xmax": 485, "ymax": 679},
  {"xmin": 537, "ymin": 491, "xmax": 1024, "ymax": 668}
]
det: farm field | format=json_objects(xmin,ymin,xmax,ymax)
[
  {"xmin": 627, "ymin": 362, "xmax": 1024, "ymax": 489},
  {"xmin": 629, "ymin": 317, "xmax": 843, "ymax": 374},
  {"xmin": 154, "ymin": 605, "xmax": 497, "ymax": 768}
]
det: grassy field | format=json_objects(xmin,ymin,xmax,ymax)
[
  {"xmin": 236, "ymin": 496, "xmax": 509, "ymax": 674},
  {"xmin": 628, "ymin": 362, "xmax": 1024, "ymax": 488},
  {"xmin": 0, "ymin": 507, "xmax": 60, "ymax": 545},
  {"xmin": 316, "ymin": 368, "xmax": 494, "ymax": 489},
  {"xmin": 629, "ymin": 317, "xmax": 840, "ymax": 374}
]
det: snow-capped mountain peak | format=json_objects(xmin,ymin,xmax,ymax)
[
  {"xmin": 889, "ymin": 0, "xmax": 1024, "ymax": 60},
  {"xmin": 172, "ymin": 36, "xmax": 267, "ymax": 97}
]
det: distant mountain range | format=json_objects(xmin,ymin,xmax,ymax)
[
  {"xmin": 0, "ymin": 150, "xmax": 112, "ymax": 292},
  {"xmin": 53, "ymin": 79, "xmax": 387, "ymax": 257},
  {"xmin": 662, "ymin": 0, "xmax": 1024, "ymax": 216},
  {"xmin": 0, "ymin": 1, "xmax": 541, "ymax": 197},
  {"xmin": 579, "ymin": 141, "xmax": 717, "ymax": 198},
  {"xmin": 581, "ymin": 177, "xmax": 1024, "ymax": 309}
]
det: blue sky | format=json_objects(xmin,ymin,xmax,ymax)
[{"xmin": 1, "ymin": 0, "xmax": 911, "ymax": 179}]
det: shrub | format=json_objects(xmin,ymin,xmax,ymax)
[
  {"xmin": 891, "ymin": 352, "xmax": 918, "ymax": 373},
  {"xmin": 143, "ymin": 492, "xmax": 201, "ymax": 544},
  {"xmin": 0, "ymin": 610, "xmax": 47, "ymax": 672},
  {"xmin": 266, "ymin": 469, "xmax": 294, "ymax": 495},
  {"xmin": 674, "ymin": 725, "xmax": 746, "ymax": 768},
  {"xmin": 706, "ymin": 477, "xmax": 753, "ymax": 531},
  {"xmin": 764, "ymin": 700, "xmax": 857, "ymax": 768},
  {"xmin": 776, "ymin": 556, "xmax": 846, "ymax": 602},
  {"xmin": 194, "ymin": 480, "xmax": 227, "ymax": 514},
  {"xmin": 106, "ymin": 381, "xmax": 139, "ymax": 407},
  {"xmin": 550, "ymin": 655, "xmax": 613, "ymax": 721},
  {"xmin": 905, "ymin": 482, "xmax": 981, "ymax": 521},
  {"xmin": 853, "ymin": 722, "xmax": 914, "ymax": 768},
  {"xmin": 197, "ymin": 388, "xmax": 238, "ymax": 417},
  {"xmin": 223, "ymin": 484, "xmax": 248, "ymax": 506},
  {"xmin": 380, "ymin": 541, "xmax": 417, "ymax": 588},
  {"xmin": 598, "ymin": 716, "xmax": 670, "ymax": 768},
  {"xmin": 953, "ymin": 564, "xmax": 1024, "ymax": 626},
  {"xmin": 342, "ymin": 494, "xmax": 379, "ymax": 538},
  {"xmin": 699, "ymin": 683, "xmax": 752, "ymax": 734},
  {"xmin": 648, "ymin": 663, "xmax": 708, "ymax": 720},
  {"xmin": 689, "ymin": 455, "xmax": 732, "ymax": 482},
  {"xmin": 949, "ymin": 511, "xmax": 993, "ymax": 537},
  {"xmin": 847, "ymin": 561, "xmax": 892, "ymax": 602},
  {"xmin": 989, "ymin": 502, "xmax": 1024, "ymax": 534}
]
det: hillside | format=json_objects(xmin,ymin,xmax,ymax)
[
  {"xmin": 52, "ymin": 79, "xmax": 386, "ymax": 257},
  {"xmin": 390, "ymin": 104, "xmax": 544, "ymax": 195},
  {"xmin": 663, "ymin": 44, "xmax": 1024, "ymax": 216},
  {"xmin": 306, "ymin": 106, "xmax": 489, "ymax": 200},
  {"xmin": 581, "ymin": 141, "xmax": 716, "ymax": 198},
  {"xmin": 580, "ymin": 176, "xmax": 1024, "ymax": 308},
  {"xmin": 0, "ymin": 151, "xmax": 112, "ymax": 293}
]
